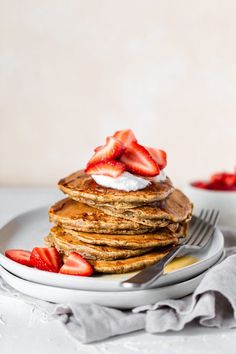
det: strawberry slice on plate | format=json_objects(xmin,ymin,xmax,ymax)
[
  {"xmin": 59, "ymin": 252, "xmax": 93, "ymax": 276},
  {"xmin": 85, "ymin": 160, "xmax": 126, "ymax": 178},
  {"xmin": 113, "ymin": 129, "xmax": 137, "ymax": 147},
  {"xmin": 120, "ymin": 141, "xmax": 160, "ymax": 177},
  {"xmin": 5, "ymin": 249, "xmax": 32, "ymax": 267},
  {"xmin": 146, "ymin": 147, "xmax": 167, "ymax": 170},
  {"xmin": 87, "ymin": 136, "xmax": 124, "ymax": 166},
  {"xmin": 30, "ymin": 247, "xmax": 62, "ymax": 273}
]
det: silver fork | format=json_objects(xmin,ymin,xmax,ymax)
[{"xmin": 121, "ymin": 209, "xmax": 220, "ymax": 289}]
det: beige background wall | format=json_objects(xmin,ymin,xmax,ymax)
[{"xmin": 0, "ymin": 0, "xmax": 235, "ymax": 187}]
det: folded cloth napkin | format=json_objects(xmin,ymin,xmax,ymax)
[{"xmin": 0, "ymin": 227, "xmax": 236, "ymax": 344}]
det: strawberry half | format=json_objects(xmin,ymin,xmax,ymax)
[
  {"xmin": 87, "ymin": 136, "xmax": 124, "ymax": 166},
  {"xmin": 120, "ymin": 141, "xmax": 160, "ymax": 177},
  {"xmin": 59, "ymin": 252, "xmax": 93, "ymax": 276},
  {"xmin": 30, "ymin": 247, "xmax": 62, "ymax": 273},
  {"xmin": 85, "ymin": 160, "xmax": 126, "ymax": 178},
  {"xmin": 5, "ymin": 249, "xmax": 32, "ymax": 267},
  {"xmin": 146, "ymin": 147, "xmax": 167, "ymax": 170},
  {"xmin": 113, "ymin": 129, "xmax": 137, "ymax": 147}
]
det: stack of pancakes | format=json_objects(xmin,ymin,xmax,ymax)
[{"xmin": 45, "ymin": 170, "xmax": 193, "ymax": 274}]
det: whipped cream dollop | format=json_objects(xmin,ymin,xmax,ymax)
[
  {"xmin": 92, "ymin": 170, "xmax": 167, "ymax": 191},
  {"xmin": 149, "ymin": 169, "xmax": 167, "ymax": 183}
]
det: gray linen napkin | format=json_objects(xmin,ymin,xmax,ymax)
[{"xmin": 0, "ymin": 227, "xmax": 236, "ymax": 343}]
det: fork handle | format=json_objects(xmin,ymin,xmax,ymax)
[{"xmin": 121, "ymin": 245, "xmax": 183, "ymax": 289}]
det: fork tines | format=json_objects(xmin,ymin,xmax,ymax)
[{"xmin": 186, "ymin": 209, "xmax": 220, "ymax": 248}]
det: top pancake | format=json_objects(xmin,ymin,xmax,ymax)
[{"xmin": 58, "ymin": 170, "xmax": 174, "ymax": 209}]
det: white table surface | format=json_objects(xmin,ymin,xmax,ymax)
[{"xmin": 0, "ymin": 187, "xmax": 236, "ymax": 354}]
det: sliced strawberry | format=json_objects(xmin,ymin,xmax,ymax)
[
  {"xmin": 191, "ymin": 181, "xmax": 209, "ymax": 189},
  {"xmin": 210, "ymin": 173, "xmax": 227, "ymax": 183},
  {"xmin": 211, "ymin": 172, "xmax": 235, "ymax": 182},
  {"xmin": 207, "ymin": 181, "xmax": 230, "ymax": 191},
  {"xmin": 146, "ymin": 147, "xmax": 167, "ymax": 170},
  {"xmin": 30, "ymin": 247, "xmax": 62, "ymax": 273},
  {"xmin": 120, "ymin": 141, "xmax": 160, "ymax": 177},
  {"xmin": 87, "ymin": 136, "xmax": 124, "ymax": 166},
  {"xmin": 224, "ymin": 174, "xmax": 236, "ymax": 187},
  {"xmin": 85, "ymin": 160, "xmax": 126, "ymax": 178},
  {"xmin": 210, "ymin": 172, "xmax": 236, "ymax": 190},
  {"xmin": 5, "ymin": 249, "xmax": 32, "ymax": 267},
  {"xmin": 113, "ymin": 129, "xmax": 137, "ymax": 147},
  {"xmin": 192, "ymin": 168, "xmax": 236, "ymax": 191},
  {"xmin": 59, "ymin": 252, "xmax": 93, "ymax": 276}
]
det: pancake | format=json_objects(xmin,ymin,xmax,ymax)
[
  {"xmin": 97, "ymin": 189, "xmax": 193, "ymax": 227},
  {"xmin": 62, "ymin": 220, "xmax": 186, "ymax": 235},
  {"xmin": 56, "ymin": 244, "xmax": 173, "ymax": 274},
  {"xmin": 58, "ymin": 170, "xmax": 174, "ymax": 209},
  {"xmin": 53, "ymin": 226, "xmax": 179, "ymax": 248},
  {"xmin": 49, "ymin": 198, "xmax": 155, "ymax": 234},
  {"xmin": 89, "ymin": 247, "xmax": 173, "ymax": 273},
  {"xmin": 46, "ymin": 228, "xmax": 153, "ymax": 260}
]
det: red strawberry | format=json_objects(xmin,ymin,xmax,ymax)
[
  {"xmin": 207, "ymin": 181, "xmax": 227, "ymax": 191},
  {"xmin": 191, "ymin": 181, "xmax": 209, "ymax": 189},
  {"xmin": 120, "ymin": 141, "xmax": 160, "ymax": 177},
  {"xmin": 210, "ymin": 173, "xmax": 226, "ymax": 183},
  {"xmin": 113, "ymin": 129, "xmax": 137, "ymax": 147},
  {"xmin": 59, "ymin": 252, "xmax": 93, "ymax": 276},
  {"xmin": 85, "ymin": 160, "xmax": 126, "ymax": 178},
  {"xmin": 87, "ymin": 136, "xmax": 124, "ymax": 166},
  {"xmin": 5, "ymin": 249, "xmax": 32, "ymax": 267},
  {"xmin": 210, "ymin": 172, "xmax": 236, "ymax": 190},
  {"xmin": 146, "ymin": 147, "xmax": 167, "ymax": 170},
  {"xmin": 30, "ymin": 247, "xmax": 62, "ymax": 273},
  {"xmin": 211, "ymin": 173, "xmax": 236, "ymax": 187},
  {"xmin": 224, "ymin": 174, "xmax": 236, "ymax": 187}
]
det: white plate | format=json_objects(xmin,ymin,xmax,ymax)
[
  {"xmin": 0, "ymin": 207, "xmax": 224, "ymax": 291},
  {"xmin": 0, "ymin": 252, "xmax": 225, "ymax": 309},
  {"xmin": 0, "ymin": 263, "xmax": 215, "ymax": 309}
]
